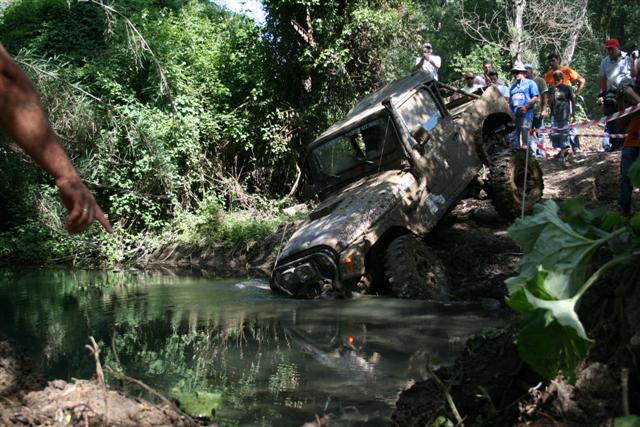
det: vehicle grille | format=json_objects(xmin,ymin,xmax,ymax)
[{"xmin": 271, "ymin": 247, "xmax": 338, "ymax": 298}]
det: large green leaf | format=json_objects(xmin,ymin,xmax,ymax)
[
  {"xmin": 512, "ymin": 290, "xmax": 592, "ymax": 382},
  {"xmin": 506, "ymin": 201, "xmax": 609, "ymax": 299},
  {"xmin": 504, "ymin": 200, "xmax": 637, "ymax": 381}
]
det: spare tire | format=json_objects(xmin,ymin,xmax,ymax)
[
  {"xmin": 488, "ymin": 149, "xmax": 544, "ymax": 221},
  {"xmin": 383, "ymin": 235, "xmax": 449, "ymax": 300}
]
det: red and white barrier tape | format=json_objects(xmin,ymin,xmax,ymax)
[
  {"xmin": 543, "ymin": 132, "xmax": 628, "ymax": 138},
  {"xmin": 536, "ymin": 102, "xmax": 640, "ymax": 134}
]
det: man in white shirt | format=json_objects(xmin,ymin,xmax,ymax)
[
  {"xmin": 598, "ymin": 38, "xmax": 640, "ymax": 151},
  {"xmin": 415, "ymin": 42, "xmax": 441, "ymax": 81}
]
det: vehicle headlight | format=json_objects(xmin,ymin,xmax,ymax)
[{"xmin": 296, "ymin": 263, "xmax": 317, "ymax": 283}]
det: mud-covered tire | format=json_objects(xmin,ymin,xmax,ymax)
[
  {"xmin": 383, "ymin": 235, "xmax": 449, "ymax": 300},
  {"xmin": 488, "ymin": 150, "xmax": 544, "ymax": 221}
]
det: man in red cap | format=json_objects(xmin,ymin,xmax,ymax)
[{"xmin": 598, "ymin": 38, "xmax": 640, "ymax": 151}]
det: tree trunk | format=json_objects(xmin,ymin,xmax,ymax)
[{"xmin": 507, "ymin": 0, "xmax": 527, "ymax": 63}]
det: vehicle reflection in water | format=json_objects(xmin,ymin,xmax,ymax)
[{"xmin": 0, "ymin": 269, "xmax": 505, "ymax": 426}]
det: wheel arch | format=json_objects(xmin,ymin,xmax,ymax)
[{"xmin": 476, "ymin": 112, "xmax": 515, "ymax": 164}]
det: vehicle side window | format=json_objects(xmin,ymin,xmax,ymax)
[{"xmin": 398, "ymin": 89, "xmax": 441, "ymax": 145}]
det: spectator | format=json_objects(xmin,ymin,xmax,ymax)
[
  {"xmin": 488, "ymin": 70, "xmax": 509, "ymax": 99},
  {"xmin": 544, "ymin": 53, "xmax": 585, "ymax": 153},
  {"xmin": 461, "ymin": 71, "xmax": 483, "ymax": 94},
  {"xmin": 525, "ymin": 64, "xmax": 548, "ymax": 149},
  {"xmin": 509, "ymin": 62, "xmax": 540, "ymax": 155},
  {"xmin": 0, "ymin": 44, "xmax": 111, "ymax": 234},
  {"xmin": 598, "ymin": 38, "xmax": 640, "ymax": 152},
  {"xmin": 619, "ymin": 112, "xmax": 640, "ymax": 216},
  {"xmin": 474, "ymin": 60, "xmax": 504, "ymax": 86},
  {"xmin": 416, "ymin": 42, "xmax": 441, "ymax": 81},
  {"xmin": 544, "ymin": 70, "xmax": 575, "ymax": 166}
]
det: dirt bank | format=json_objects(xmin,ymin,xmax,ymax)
[
  {"xmin": 0, "ymin": 338, "xmax": 210, "ymax": 426},
  {"xmin": 393, "ymin": 148, "xmax": 640, "ymax": 427}
]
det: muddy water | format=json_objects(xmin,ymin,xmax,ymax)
[{"xmin": 0, "ymin": 269, "xmax": 504, "ymax": 426}]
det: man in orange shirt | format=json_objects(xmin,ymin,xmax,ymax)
[
  {"xmin": 544, "ymin": 54, "xmax": 586, "ymax": 154},
  {"xmin": 544, "ymin": 54, "xmax": 586, "ymax": 95},
  {"xmin": 619, "ymin": 113, "xmax": 640, "ymax": 215}
]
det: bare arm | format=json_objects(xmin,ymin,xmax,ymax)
[
  {"xmin": 575, "ymin": 75, "xmax": 585, "ymax": 97},
  {"xmin": 599, "ymin": 75, "xmax": 608, "ymax": 94},
  {"xmin": 429, "ymin": 55, "xmax": 441, "ymax": 70},
  {"xmin": 0, "ymin": 44, "xmax": 111, "ymax": 234}
]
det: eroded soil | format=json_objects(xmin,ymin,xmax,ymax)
[{"xmin": 393, "ymin": 146, "xmax": 640, "ymax": 427}]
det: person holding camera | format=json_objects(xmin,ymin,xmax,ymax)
[
  {"xmin": 598, "ymin": 38, "xmax": 640, "ymax": 152},
  {"xmin": 415, "ymin": 42, "xmax": 441, "ymax": 81}
]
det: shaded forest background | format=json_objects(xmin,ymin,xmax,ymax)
[{"xmin": 0, "ymin": 0, "xmax": 636, "ymax": 265}]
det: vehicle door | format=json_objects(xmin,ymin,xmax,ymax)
[{"xmin": 397, "ymin": 85, "xmax": 478, "ymax": 202}]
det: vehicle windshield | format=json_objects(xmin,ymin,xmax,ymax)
[{"xmin": 308, "ymin": 117, "xmax": 397, "ymax": 184}]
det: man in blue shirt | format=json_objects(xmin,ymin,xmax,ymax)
[{"xmin": 509, "ymin": 62, "xmax": 540, "ymax": 155}]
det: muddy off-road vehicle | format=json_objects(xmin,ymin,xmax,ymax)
[{"xmin": 271, "ymin": 71, "xmax": 544, "ymax": 299}]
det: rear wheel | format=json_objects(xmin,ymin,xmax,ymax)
[
  {"xmin": 488, "ymin": 150, "xmax": 544, "ymax": 220},
  {"xmin": 383, "ymin": 235, "xmax": 449, "ymax": 300}
]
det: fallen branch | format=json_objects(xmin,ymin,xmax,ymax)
[
  {"xmin": 85, "ymin": 336, "xmax": 108, "ymax": 427},
  {"xmin": 105, "ymin": 366, "xmax": 197, "ymax": 427}
]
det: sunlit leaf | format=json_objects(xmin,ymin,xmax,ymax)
[
  {"xmin": 513, "ymin": 290, "xmax": 592, "ymax": 382},
  {"xmin": 507, "ymin": 201, "xmax": 608, "ymax": 298},
  {"xmin": 172, "ymin": 389, "xmax": 223, "ymax": 418},
  {"xmin": 614, "ymin": 416, "xmax": 640, "ymax": 427}
]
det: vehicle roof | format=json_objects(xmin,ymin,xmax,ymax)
[{"xmin": 309, "ymin": 71, "xmax": 435, "ymax": 150}]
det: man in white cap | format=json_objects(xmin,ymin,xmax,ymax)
[
  {"xmin": 416, "ymin": 42, "xmax": 441, "ymax": 81},
  {"xmin": 509, "ymin": 62, "xmax": 540, "ymax": 155}
]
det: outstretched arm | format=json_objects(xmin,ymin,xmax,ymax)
[{"xmin": 0, "ymin": 44, "xmax": 111, "ymax": 234}]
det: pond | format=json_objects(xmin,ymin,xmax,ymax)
[{"xmin": 0, "ymin": 269, "xmax": 505, "ymax": 426}]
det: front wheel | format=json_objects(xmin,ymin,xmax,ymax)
[
  {"xmin": 383, "ymin": 235, "xmax": 449, "ymax": 300},
  {"xmin": 488, "ymin": 150, "xmax": 544, "ymax": 221}
]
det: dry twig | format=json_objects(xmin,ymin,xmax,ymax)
[{"xmin": 105, "ymin": 366, "xmax": 197, "ymax": 427}]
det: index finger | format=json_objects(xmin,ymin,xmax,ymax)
[{"xmin": 94, "ymin": 204, "xmax": 113, "ymax": 233}]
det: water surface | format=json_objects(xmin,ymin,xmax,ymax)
[{"xmin": 0, "ymin": 269, "xmax": 504, "ymax": 426}]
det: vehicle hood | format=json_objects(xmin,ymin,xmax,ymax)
[{"xmin": 279, "ymin": 170, "xmax": 418, "ymax": 260}]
